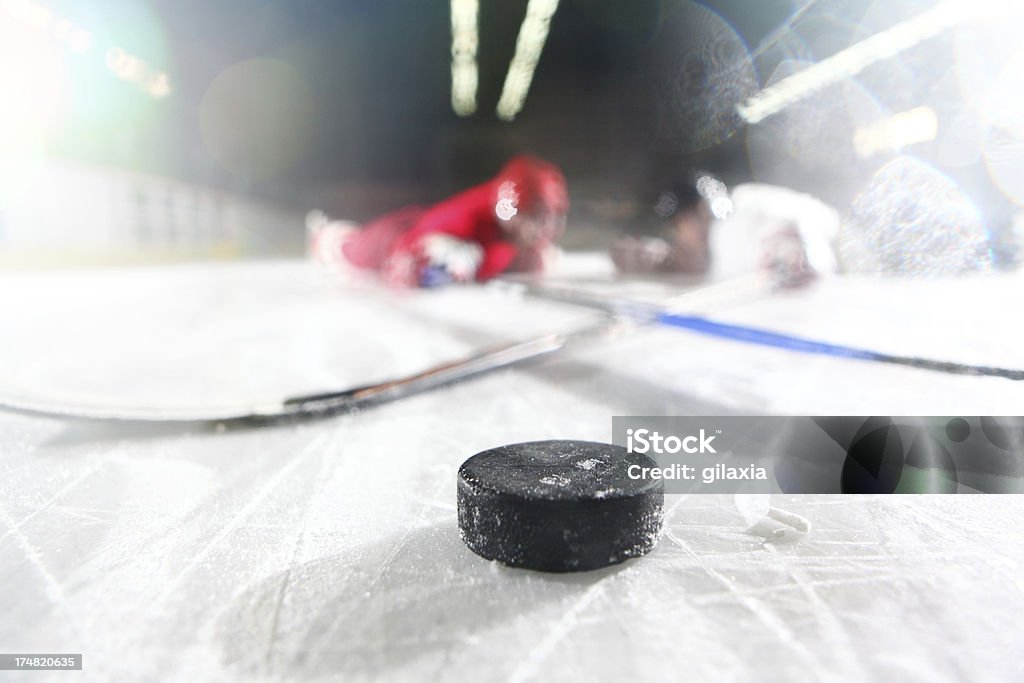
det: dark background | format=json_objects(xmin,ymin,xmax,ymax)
[{"xmin": 45, "ymin": 1, "xmax": 833, "ymax": 212}]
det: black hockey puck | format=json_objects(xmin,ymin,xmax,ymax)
[{"xmin": 457, "ymin": 440, "xmax": 664, "ymax": 572}]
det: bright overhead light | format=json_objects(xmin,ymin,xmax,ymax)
[
  {"xmin": 738, "ymin": 0, "xmax": 1024, "ymax": 125},
  {"xmin": 1, "ymin": 0, "xmax": 169, "ymax": 98},
  {"xmin": 738, "ymin": 0, "xmax": 968, "ymax": 125},
  {"xmin": 104, "ymin": 46, "xmax": 172, "ymax": 98},
  {"xmin": 496, "ymin": 0, "xmax": 559, "ymax": 121},
  {"xmin": 0, "ymin": 0, "xmax": 52, "ymax": 31},
  {"xmin": 450, "ymin": 0, "xmax": 478, "ymax": 116},
  {"xmin": 854, "ymin": 107, "xmax": 938, "ymax": 158}
]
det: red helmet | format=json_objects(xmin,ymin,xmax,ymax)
[{"xmin": 493, "ymin": 155, "xmax": 569, "ymax": 221}]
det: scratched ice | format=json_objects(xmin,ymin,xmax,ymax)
[{"xmin": 2, "ymin": 258, "xmax": 1024, "ymax": 681}]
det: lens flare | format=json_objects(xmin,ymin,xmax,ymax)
[
  {"xmin": 746, "ymin": 59, "xmax": 886, "ymax": 207},
  {"xmin": 0, "ymin": 14, "xmax": 66, "ymax": 205}
]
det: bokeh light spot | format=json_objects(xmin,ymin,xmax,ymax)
[
  {"xmin": 199, "ymin": 58, "xmax": 315, "ymax": 180},
  {"xmin": 652, "ymin": 0, "xmax": 758, "ymax": 153},
  {"xmin": 841, "ymin": 155, "xmax": 992, "ymax": 275}
]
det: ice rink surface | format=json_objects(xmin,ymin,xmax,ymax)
[{"xmin": 1, "ymin": 257, "xmax": 1023, "ymax": 681}]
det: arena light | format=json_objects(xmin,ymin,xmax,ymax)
[
  {"xmin": 1, "ymin": 0, "xmax": 169, "ymax": 98},
  {"xmin": 0, "ymin": 10, "xmax": 64, "ymax": 153},
  {"xmin": 0, "ymin": 0, "xmax": 52, "ymax": 31},
  {"xmin": 739, "ymin": 0, "xmax": 1024, "ymax": 125},
  {"xmin": 450, "ymin": 0, "xmax": 478, "ymax": 116},
  {"xmin": 2, "ymin": 0, "xmax": 91, "ymax": 50},
  {"xmin": 496, "ymin": 0, "xmax": 559, "ymax": 121},
  {"xmin": 738, "ymin": 0, "xmax": 969, "ymax": 124},
  {"xmin": 104, "ymin": 46, "xmax": 171, "ymax": 97},
  {"xmin": 854, "ymin": 107, "xmax": 938, "ymax": 158}
]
